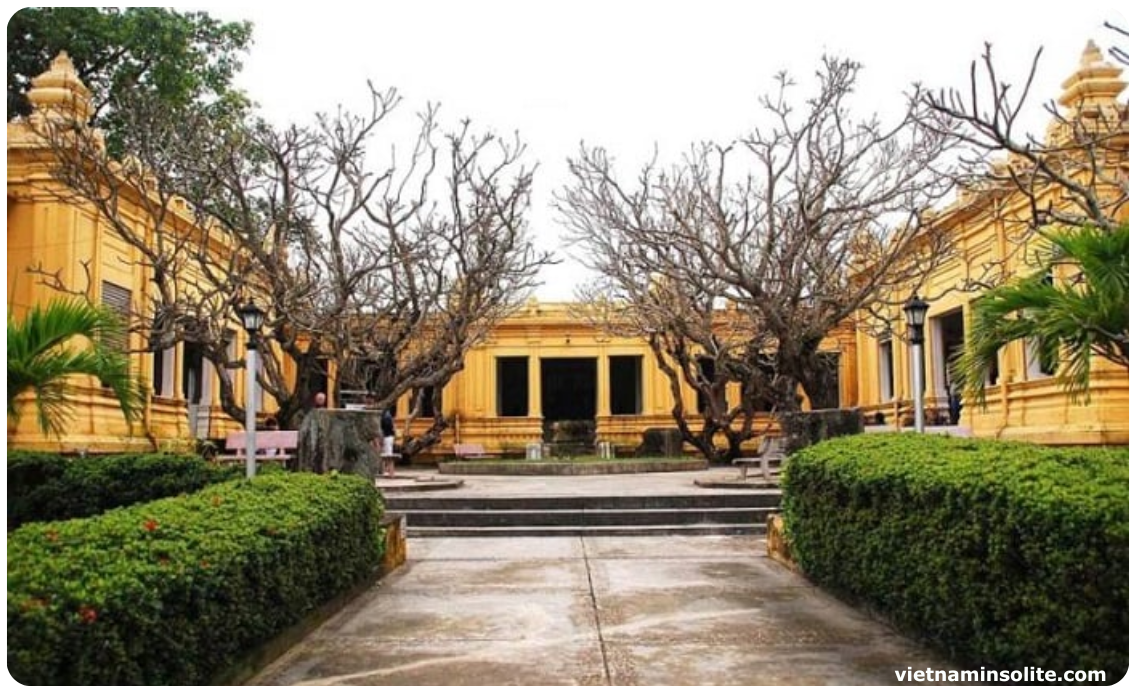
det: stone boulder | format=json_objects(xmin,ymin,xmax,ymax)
[
  {"xmin": 776, "ymin": 407, "xmax": 864, "ymax": 454},
  {"xmin": 296, "ymin": 409, "xmax": 382, "ymax": 480},
  {"xmin": 636, "ymin": 427, "xmax": 684, "ymax": 458}
]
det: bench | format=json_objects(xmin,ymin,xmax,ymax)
[
  {"xmin": 454, "ymin": 443, "xmax": 494, "ymax": 460},
  {"xmin": 217, "ymin": 430, "xmax": 299, "ymax": 465},
  {"xmin": 731, "ymin": 435, "xmax": 787, "ymax": 481}
]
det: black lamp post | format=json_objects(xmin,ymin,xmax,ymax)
[
  {"xmin": 238, "ymin": 300, "xmax": 265, "ymax": 479},
  {"xmin": 903, "ymin": 295, "xmax": 930, "ymax": 433}
]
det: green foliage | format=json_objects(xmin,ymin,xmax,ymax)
[
  {"xmin": 7, "ymin": 451, "xmax": 239, "ymax": 529},
  {"xmin": 782, "ymin": 434, "xmax": 1128, "ymax": 681},
  {"xmin": 8, "ymin": 472, "xmax": 385, "ymax": 685},
  {"xmin": 7, "ymin": 298, "xmax": 146, "ymax": 437},
  {"xmin": 953, "ymin": 223, "xmax": 1129, "ymax": 403},
  {"xmin": 7, "ymin": 7, "xmax": 252, "ymax": 152}
]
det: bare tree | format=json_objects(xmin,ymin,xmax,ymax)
[
  {"xmin": 919, "ymin": 39, "xmax": 1128, "ymax": 243},
  {"xmin": 918, "ymin": 34, "xmax": 1129, "ymax": 405},
  {"xmin": 557, "ymin": 57, "xmax": 959, "ymax": 464},
  {"xmin": 31, "ymin": 84, "xmax": 553, "ymax": 455}
]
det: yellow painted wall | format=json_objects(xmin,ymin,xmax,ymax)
[
  {"xmin": 853, "ymin": 44, "xmax": 1129, "ymax": 445},
  {"xmin": 6, "ymin": 54, "xmax": 269, "ymax": 453}
]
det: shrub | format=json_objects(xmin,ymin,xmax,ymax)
[
  {"xmin": 782, "ymin": 434, "xmax": 1127, "ymax": 681},
  {"xmin": 8, "ymin": 472, "xmax": 384, "ymax": 685},
  {"xmin": 7, "ymin": 451, "xmax": 239, "ymax": 529}
]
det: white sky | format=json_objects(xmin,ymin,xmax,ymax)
[{"xmin": 197, "ymin": 1, "xmax": 1127, "ymax": 299}]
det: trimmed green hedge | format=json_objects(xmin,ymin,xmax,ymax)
[
  {"xmin": 7, "ymin": 451, "xmax": 239, "ymax": 529},
  {"xmin": 8, "ymin": 472, "xmax": 385, "ymax": 685},
  {"xmin": 782, "ymin": 434, "xmax": 1128, "ymax": 681}
]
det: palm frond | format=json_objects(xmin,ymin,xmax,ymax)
[
  {"xmin": 7, "ymin": 298, "xmax": 144, "ymax": 436},
  {"xmin": 952, "ymin": 223, "xmax": 1128, "ymax": 406}
]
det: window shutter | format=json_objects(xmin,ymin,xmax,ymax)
[{"xmin": 100, "ymin": 281, "xmax": 131, "ymax": 351}]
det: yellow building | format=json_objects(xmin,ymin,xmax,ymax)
[
  {"xmin": 7, "ymin": 53, "xmax": 266, "ymax": 452},
  {"xmin": 417, "ymin": 300, "xmax": 856, "ymax": 454},
  {"xmin": 853, "ymin": 42, "xmax": 1129, "ymax": 445},
  {"xmin": 6, "ymin": 54, "xmax": 859, "ymax": 457},
  {"xmin": 7, "ymin": 45, "xmax": 1127, "ymax": 455}
]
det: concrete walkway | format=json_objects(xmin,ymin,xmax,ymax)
[{"xmin": 252, "ymin": 532, "xmax": 952, "ymax": 685}]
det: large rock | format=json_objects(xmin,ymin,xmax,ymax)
[
  {"xmin": 546, "ymin": 419, "xmax": 596, "ymax": 459},
  {"xmin": 296, "ymin": 409, "xmax": 382, "ymax": 480},
  {"xmin": 777, "ymin": 407, "xmax": 864, "ymax": 454},
  {"xmin": 636, "ymin": 427, "xmax": 684, "ymax": 458}
]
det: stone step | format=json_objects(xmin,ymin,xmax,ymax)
[
  {"xmin": 397, "ymin": 506, "xmax": 772, "ymax": 527},
  {"xmin": 387, "ymin": 490, "xmax": 778, "ymax": 537},
  {"xmin": 407, "ymin": 523, "xmax": 768, "ymax": 537},
  {"xmin": 385, "ymin": 492, "xmax": 780, "ymax": 511}
]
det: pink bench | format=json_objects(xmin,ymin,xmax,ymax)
[
  {"xmin": 453, "ymin": 443, "xmax": 494, "ymax": 460},
  {"xmin": 217, "ymin": 430, "xmax": 299, "ymax": 464}
]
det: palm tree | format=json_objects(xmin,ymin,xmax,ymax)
[
  {"xmin": 952, "ymin": 223, "xmax": 1128, "ymax": 404},
  {"xmin": 8, "ymin": 298, "xmax": 145, "ymax": 436}
]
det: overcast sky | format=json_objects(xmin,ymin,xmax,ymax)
[{"xmin": 198, "ymin": 1, "xmax": 1127, "ymax": 299}]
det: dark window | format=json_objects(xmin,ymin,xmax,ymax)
[
  {"xmin": 878, "ymin": 339, "xmax": 895, "ymax": 401},
  {"xmin": 541, "ymin": 358, "xmax": 597, "ymax": 420},
  {"xmin": 609, "ymin": 356, "xmax": 642, "ymax": 415},
  {"xmin": 695, "ymin": 357, "xmax": 725, "ymax": 414},
  {"xmin": 809, "ymin": 352, "xmax": 841, "ymax": 410},
  {"xmin": 1029, "ymin": 272, "xmax": 1058, "ymax": 377},
  {"xmin": 968, "ymin": 299, "xmax": 1001, "ymax": 386},
  {"xmin": 182, "ymin": 342, "xmax": 205, "ymax": 404},
  {"xmin": 412, "ymin": 385, "xmax": 437, "ymax": 417},
  {"xmin": 305, "ymin": 357, "xmax": 330, "ymax": 403},
  {"xmin": 152, "ymin": 348, "xmax": 166, "ymax": 395},
  {"xmin": 497, "ymin": 357, "xmax": 529, "ymax": 417}
]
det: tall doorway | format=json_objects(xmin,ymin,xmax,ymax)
[
  {"xmin": 540, "ymin": 358, "xmax": 597, "ymax": 420},
  {"xmin": 931, "ymin": 309, "xmax": 965, "ymax": 421}
]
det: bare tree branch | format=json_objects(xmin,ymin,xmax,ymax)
[
  {"xmin": 31, "ymin": 83, "xmax": 555, "ymax": 456},
  {"xmin": 557, "ymin": 56, "xmax": 960, "ymax": 464},
  {"xmin": 918, "ymin": 41, "xmax": 1128, "ymax": 246}
]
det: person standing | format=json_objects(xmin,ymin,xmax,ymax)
[{"xmin": 380, "ymin": 407, "xmax": 396, "ymax": 478}]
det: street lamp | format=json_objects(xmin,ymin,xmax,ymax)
[
  {"xmin": 239, "ymin": 300, "xmax": 265, "ymax": 479},
  {"xmin": 903, "ymin": 295, "xmax": 930, "ymax": 434}
]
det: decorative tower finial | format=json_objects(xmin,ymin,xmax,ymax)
[
  {"xmin": 1080, "ymin": 39, "xmax": 1103, "ymax": 68},
  {"xmin": 1058, "ymin": 40, "xmax": 1126, "ymax": 113},
  {"xmin": 26, "ymin": 51, "xmax": 94, "ymax": 124}
]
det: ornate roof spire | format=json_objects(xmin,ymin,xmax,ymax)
[
  {"xmin": 1058, "ymin": 40, "xmax": 1126, "ymax": 113},
  {"xmin": 26, "ymin": 51, "xmax": 94, "ymax": 124}
]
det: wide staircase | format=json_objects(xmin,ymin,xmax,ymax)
[{"xmin": 385, "ymin": 489, "xmax": 781, "ymax": 537}]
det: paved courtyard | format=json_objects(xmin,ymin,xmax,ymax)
[{"xmin": 252, "ymin": 534, "xmax": 952, "ymax": 685}]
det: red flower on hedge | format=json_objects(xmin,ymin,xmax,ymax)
[
  {"xmin": 142, "ymin": 518, "xmax": 159, "ymax": 532},
  {"xmin": 78, "ymin": 605, "xmax": 99, "ymax": 624},
  {"xmin": 44, "ymin": 529, "xmax": 60, "ymax": 543}
]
